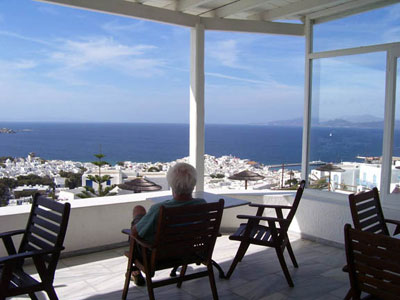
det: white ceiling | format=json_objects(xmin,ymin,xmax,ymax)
[{"xmin": 39, "ymin": 0, "xmax": 397, "ymax": 35}]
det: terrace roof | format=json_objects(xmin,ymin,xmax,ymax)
[{"xmin": 39, "ymin": 0, "xmax": 395, "ymax": 34}]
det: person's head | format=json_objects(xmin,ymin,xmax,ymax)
[{"xmin": 167, "ymin": 162, "xmax": 197, "ymax": 197}]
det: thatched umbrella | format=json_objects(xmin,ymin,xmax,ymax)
[
  {"xmin": 228, "ymin": 170, "xmax": 264, "ymax": 190},
  {"xmin": 316, "ymin": 163, "xmax": 344, "ymax": 191},
  {"xmin": 118, "ymin": 177, "xmax": 161, "ymax": 193}
]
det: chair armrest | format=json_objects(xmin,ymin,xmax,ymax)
[
  {"xmin": 249, "ymin": 203, "xmax": 292, "ymax": 210},
  {"xmin": 0, "ymin": 229, "xmax": 25, "ymax": 239},
  {"xmin": 0, "ymin": 247, "xmax": 61, "ymax": 265},
  {"xmin": 132, "ymin": 235, "xmax": 154, "ymax": 250},
  {"xmin": 385, "ymin": 219, "xmax": 400, "ymax": 235},
  {"xmin": 237, "ymin": 215, "xmax": 289, "ymax": 225},
  {"xmin": 385, "ymin": 219, "xmax": 400, "ymax": 226},
  {"xmin": 0, "ymin": 229, "xmax": 25, "ymax": 256}
]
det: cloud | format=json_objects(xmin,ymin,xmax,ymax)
[
  {"xmin": 206, "ymin": 72, "xmax": 268, "ymax": 85},
  {"xmin": 0, "ymin": 30, "xmax": 53, "ymax": 47},
  {"xmin": 49, "ymin": 37, "xmax": 155, "ymax": 68},
  {"xmin": 102, "ymin": 20, "xmax": 145, "ymax": 34},
  {"xmin": 36, "ymin": 5, "xmax": 60, "ymax": 15},
  {"xmin": 383, "ymin": 26, "xmax": 400, "ymax": 43},
  {"xmin": 45, "ymin": 37, "xmax": 165, "ymax": 82},
  {"xmin": 207, "ymin": 39, "xmax": 243, "ymax": 69},
  {"xmin": 13, "ymin": 59, "xmax": 38, "ymax": 70}
]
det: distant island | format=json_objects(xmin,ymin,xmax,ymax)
[
  {"xmin": 264, "ymin": 115, "xmax": 400, "ymax": 129},
  {"xmin": 0, "ymin": 128, "xmax": 16, "ymax": 134}
]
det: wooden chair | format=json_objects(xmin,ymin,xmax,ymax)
[
  {"xmin": 0, "ymin": 194, "xmax": 71, "ymax": 300},
  {"xmin": 343, "ymin": 187, "xmax": 400, "ymax": 300},
  {"xmin": 344, "ymin": 223, "xmax": 400, "ymax": 299},
  {"xmin": 226, "ymin": 180, "xmax": 306, "ymax": 287},
  {"xmin": 122, "ymin": 199, "xmax": 224, "ymax": 300},
  {"xmin": 349, "ymin": 187, "xmax": 400, "ymax": 236}
]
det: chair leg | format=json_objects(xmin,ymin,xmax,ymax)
[
  {"xmin": 207, "ymin": 263, "xmax": 219, "ymax": 300},
  {"xmin": 29, "ymin": 292, "xmax": 39, "ymax": 300},
  {"xmin": 122, "ymin": 265, "xmax": 133, "ymax": 300},
  {"xmin": 145, "ymin": 276, "xmax": 156, "ymax": 300},
  {"xmin": 177, "ymin": 265, "xmax": 187, "ymax": 288},
  {"xmin": 226, "ymin": 241, "xmax": 249, "ymax": 279},
  {"xmin": 286, "ymin": 240, "xmax": 298, "ymax": 268},
  {"xmin": 45, "ymin": 286, "xmax": 59, "ymax": 300},
  {"xmin": 344, "ymin": 289, "xmax": 352, "ymax": 300},
  {"xmin": 275, "ymin": 247, "xmax": 294, "ymax": 287}
]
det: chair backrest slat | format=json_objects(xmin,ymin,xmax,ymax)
[
  {"xmin": 151, "ymin": 200, "xmax": 224, "ymax": 271},
  {"xmin": 30, "ymin": 225, "xmax": 58, "ymax": 245},
  {"xmin": 345, "ymin": 224, "xmax": 400, "ymax": 299},
  {"xmin": 35, "ymin": 207, "xmax": 63, "ymax": 223},
  {"xmin": 348, "ymin": 187, "xmax": 389, "ymax": 236},
  {"xmin": 30, "ymin": 215, "xmax": 61, "ymax": 234},
  {"xmin": 27, "ymin": 234, "xmax": 54, "ymax": 250}
]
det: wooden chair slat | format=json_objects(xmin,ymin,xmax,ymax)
[
  {"xmin": 162, "ymin": 220, "xmax": 216, "ymax": 235},
  {"xmin": 350, "ymin": 189, "xmax": 375, "ymax": 203},
  {"xmin": 357, "ymin": 274, "xmax": 400, "ymax": 296},
  {"xmin": 30, "ymin": 225, "xmax": 58, "ymax": 245},
  {"xmin": 364, "ymin": 223, "xmax": 385, "ymax": 234},
  {"xmin": 35, "ymin": 207, "xmax": 62, "ymax": 223},
  {"xmin": 361, "ymin": 284, "xmax": 400, "ymax": 300},
  {"xmin": 354, "ymin": 253, "xmax": 400, "ymax": 274},
  {"xmin": 357, "ymin": 207, "xmax": 379, "ymax": 221},
  {"xmin": 28, "ymin": 232, "xmax": 54, "ymax": 250},
  {"xmin": 36, "ymin": 196, "xmax": 65, "ymax": 213},
  {"xmin": 355, "ymin": 263, "xmax": 400, "ymax": 285},
  {"xmin": 355, "ymin": 199, "xmax": 376, "ymax": 212},
  {"xmin": 359, "ymin": 215, "xmax": 380, "ymax": 229},
  {"xmin": 161, "ymin": 228, "xmax": 216, "ymax": 242},
  {"xmin": 31, "ymin": 215, "xmax": 60, "ymax": 234},
  {"xmin": 166, "ymin": 211, "xmax": 219, "ymax": 224}
]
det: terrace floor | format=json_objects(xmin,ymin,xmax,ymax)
[{"xmin": 12, "ymin": 234, "xmax": 349, "ymax": 300}]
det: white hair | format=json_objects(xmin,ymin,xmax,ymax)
[{"xmin": 167, "ymin": 162, "xmax": 197, "ymax": 195}]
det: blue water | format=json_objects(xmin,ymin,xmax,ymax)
[{"xmin": 0, "ymin": 122, "xmax": 397, "ymax": 165}]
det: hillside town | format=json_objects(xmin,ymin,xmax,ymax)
[{"xmin": 0, "ymin": 153, "xmax": 399, "ymax": 206}]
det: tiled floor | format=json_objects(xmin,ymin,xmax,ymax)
[{"xmin": 12, "ymin": 234, "xmax": 349, "ymax": 300}]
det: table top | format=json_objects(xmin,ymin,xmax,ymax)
[{"xmin": 147, "ymin": 191, "xmax": 250, "ymax": 209}]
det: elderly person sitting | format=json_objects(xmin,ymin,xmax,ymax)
[{"xmin": 130, "ymin": 162, "xmax": 205, "ymax": 285}]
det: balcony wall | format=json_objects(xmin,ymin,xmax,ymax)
[{"xmin": 1, "ymin": 189, "xmax": 399, "ymax": 257}]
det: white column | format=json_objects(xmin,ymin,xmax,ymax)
[
  {"xmin": 189, "ymin": 23, "xmax": 205, "ymax": 192},
  {"xmin": 301, "ymin": 18, "xmax": 313, "ymax": 182},
  {"xmin": 380, "ymin": 49, "xmax": 397, "ymax": 196}
]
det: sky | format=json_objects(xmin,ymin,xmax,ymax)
[{"xmin": 0, "ymin": 1, "xmax": 399, "ymax": 124}]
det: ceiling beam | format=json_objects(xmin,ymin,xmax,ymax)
[
  {"xmin": 261, "ymin": 0, "xmax": 348, "ymax": 21},
  {"xmin": 214, "ymin": 0, "xmax": 267, "ymax": 18},
  {"xmin": 309, "ymin": 0, "xmax": 399, "ymax": 24},
  {"xmin": 203, "ymin": 18, "xmax": 304, "ymax": 35},
  {"xmin": 163, "ymin": 0, "xmax": 215, "ymax": 12},
  {"xmin": 38, "ymin": 0, "xmax": 200, "ymax": 27},
  {"xmin": 178, "ymin": 0, "xmax": 215, "ymax": 12}
]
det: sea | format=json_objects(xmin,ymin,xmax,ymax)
[{"xmin": 0, "ymin": 122, "xmax": 397, "ymax": 166}]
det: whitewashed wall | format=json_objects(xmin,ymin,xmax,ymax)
[{"xmin": 1, "ymin": 189, "xmax": 399, "ymax": 257}]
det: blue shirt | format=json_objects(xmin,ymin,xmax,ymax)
[{"xmin": 136, "ymin": 198, "xmax": 206, "ymax": 243}]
